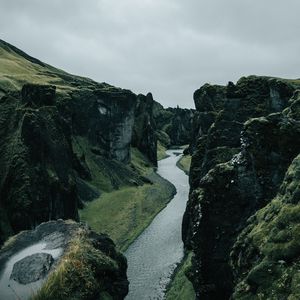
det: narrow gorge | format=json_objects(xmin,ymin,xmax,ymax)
[{"xmin": 1, "ymin": 38, "xmax": 300, "ymax": 300}]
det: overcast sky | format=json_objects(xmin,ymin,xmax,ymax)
[{"xmin": 1, "ymin": 0, "xmax": 300, "ymax": 108}]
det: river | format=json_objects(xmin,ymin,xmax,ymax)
[{"xmin": 125, "ymin": 149, "xmax": 189, "ymax": 300}]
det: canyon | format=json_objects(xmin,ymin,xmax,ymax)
[{"xmin": 1, "ymin": 39, "xmax": 300, "ymax": 300}]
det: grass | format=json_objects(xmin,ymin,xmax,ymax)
[
  {"xmin": 176, "ymin": 154, "xmax": 191, "ymax": 175},
  {"xmin": 157, "ymin": 141, "xmax": 169, "ymax": 161},
  {"xmin": 165, "ymin": 252, "xmax": 195, "ymax": 300},
  {"xmin": 80, "ymin": 181, "xmax": 173, "ymax": 251},
  {"xmin": 79, "ymin": 146, "xmax": 175, "ymax": 251},
  {"xmin": 232, "ymin": 155, "xmax": 300, "ymax": 299},
  {"xmin": 72, "ymin": 136, "xmax": 114, "ymax": 192},
  {"xmin": 0, "ymin": 44, "xmax": 76, "ymax": 94},
  {"xmin": 31, "ymin": 229, "xmax": 118, "ymax": 300}
]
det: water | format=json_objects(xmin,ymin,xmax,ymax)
[
  {"xmin": 0, "ymin": 243, "xmax": 62, "ymax": 300},
  {"xmin": 125, "ymin": 149, "xmax": 189, "ymax": 300}
]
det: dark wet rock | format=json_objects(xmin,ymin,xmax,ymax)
[
  {"xmin": 10, "ymin": 253, "xmax": 54, "ymax": 284},
  {"xmin": 184, "ymin": 76, "xmax": 300, "ymax": 299}
]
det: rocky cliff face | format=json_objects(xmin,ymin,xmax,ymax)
[
  {"xmin": 132, "ymin": 93, "xmax": 157, "ymax": 165},
  {"xmin": 183, "ymin": 76, "xmax": 300, "ymax": 299},
  {"xmin": 69, "ymin": 86, "xmax": 137, "ymax": 164},
  {"xmin": 0, "ymin": 85, "xmax": 79, "ymax": 244},
  {"xmin": 0, "ymin": 220, "xmax": 128, "ymax": 300},
  {"xmin": 0, "ymin": 40, "xmax": 157, "ymax": 245},
  {"xmin": 153, "ymin": 101, "xmax": 195, "ymax": 147}
]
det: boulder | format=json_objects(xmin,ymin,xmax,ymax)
[{"xmin": 10, "ymin": 253, "xmax": 54, "ymax": 284}]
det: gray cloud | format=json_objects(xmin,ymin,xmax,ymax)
[{"xmin": 1, "ymin": 0, "xmax": 299, "ymax": 108}]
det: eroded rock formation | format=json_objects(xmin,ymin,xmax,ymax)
[{"xmin": 184, "ymin": 76, "xmax": 300, "ymax": 299}]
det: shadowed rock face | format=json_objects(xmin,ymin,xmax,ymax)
[
  {"xmin": 70, "ymin": 87, "xmax": 137, "ymax": 164},
  {"xmin": 0, "ymin": 86, "xmax": 79, "ymax": 243},
  {"xmin": 152, "ymin": 100, "xmax": 195, "ymax": 147},
  {"xmin": 21, "ymin": 84, "xmax": 56, "ymax": 107},
  {"xmin": 0, "ymin": 82, "xmax": 139, "ymax": 244},
  {"xmin": 183, "ymin": 76, "xmax": 300, "ymax": 299},
  {"xmin": 132, "ymin": 93, "xmax": 157, "ymax": 165}
]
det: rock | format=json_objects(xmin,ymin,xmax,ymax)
[
  {"xmin": 0, "ymin": 220, "xmax": 129, "ymax": 299},
  {"xmin": 184, "ymin": 76, "xmax": 299, "ymax": 299},
  {"xmin": 132, "ymin": 93, "xmax": 157, "ymax": 165},
  {"xmin": 21, "ymin": 84, "xmax": 56, "ymax": 107},
  {"xmin": 152, "ymin": 100, "xmax": 195, "ymax": 147},
  {"xmin": 10, "ymin": 253, "xmax": 54, "ymax": 284}
]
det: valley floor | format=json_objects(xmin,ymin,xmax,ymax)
[{"xmin": 80, "ymin": 170, "xmax": 175, "ymax": 251}]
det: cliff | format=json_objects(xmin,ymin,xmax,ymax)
[
  {"xmin": 153, "ymin": 100, "xmax": 195, "ymax": 147},
  {"xmin": 183, "ymin": 76, "xmax": 300, "ymax": 299},
  {"xmin": 0, "ymin": 40, "xmax": 157, "ymax": 244},
  {"xmin": 132, "ymin": 93, "xmax": 157, "ymax": 165}
]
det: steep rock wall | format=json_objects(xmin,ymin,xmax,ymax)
[
  {"xmin": 132, "ymin": 93, "xmax": 157, "ymax": 166},
  {"xmin": 183, "ymin": 76, "xmax": 299, "ymax": 299}
]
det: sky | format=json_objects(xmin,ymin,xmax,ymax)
[{"xmin": 0, "ymin": 0, "xmax": 300, "ymax": 108}]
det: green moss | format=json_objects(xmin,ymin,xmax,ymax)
[
  {"xmin": 157, "ymin": 141, "xmax": 168, "ymax": 161},
  {"xmin": 232, "ymin": 155, "xmax": 300, "ymax": 299},
  {"xmin": 176, "ymin": 154, "xmax": 191, "ymax": 175},
  {"xmin": 130, "ymin": 147, "xmax": 152, "ymax": 176},
  {"xmin": 80, "ymin": 180, "xmax": 173, "ymax": 251},
  {"xmin": 31, "ymin": 231, "xmax": 117, "ymax": 300},
  {"xmin": 165, "ymin": 252, "xmax": 196, "ymax": 300}
]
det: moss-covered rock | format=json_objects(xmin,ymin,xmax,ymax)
[
  {"xmin": 184, "ymin": 76, "xmax": 299, "ymax": 299},
  {"xmin": 0, "ymin": 220, "xmax": 128, "ymax": 300},
  {"xmin": 231, "ymin": 154, "xmax": 300, "ymax": 299}
]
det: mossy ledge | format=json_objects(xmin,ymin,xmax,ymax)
[{"xmin": 0, "ymin": 220, "xmax": 128, "ymax": 300}]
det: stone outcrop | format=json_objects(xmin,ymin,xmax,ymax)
[
  {"xmin": 69, "ymin": 86, "xmax": 137, "ymax": 164},
  {"xmin": 0, "ymin": 86, "xmax": 79, "ymax": 244},
  {"xmin": 10, "ymin": 253, "xmax": 54, "ymax": 284},
  {"xmin": 183, "ymin": 76, "xmax": 300, "ymax": 299},
  {"xmin": 0, "ymin": 40, "xmax": 163, "ymax": 245},
  {"xmin": 132, "ymin": 93, "xmax": 157, "ymax": 165},
  {"xmin": 0, "ymin": 220, "xmax": 128, "ymax": 300},
  {"xmin": 153, "ymin": 101, "xmax": 195, "ymax": 147}
]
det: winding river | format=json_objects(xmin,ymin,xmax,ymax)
[{"xmin": 125, "ymin": 149, "xmax": 189, "ymax": 300}]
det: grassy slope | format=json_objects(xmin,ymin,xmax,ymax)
[
  {"xmin": 165, "ymin": 252, "xmax": 195, "ymax": 300},
  {"xmin": 80, "ymin": 148, "xmax": 175, "ymax": 251},
  {"xmin": 176, "ymin": 154, "xmax": 191, "ymax": 175},
  {"xmin": 0, "ymin": 40, "xmax": 75, "ymax": 93},
  {"xmin": 0, "ymin": 40, "xmax": 176, "ymax": 253},
  {"xmin": 157, "ymin": 140, "xmax": 169, "ymax": 161}
]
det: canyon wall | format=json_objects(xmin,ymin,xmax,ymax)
[{"xmin": 184, "ymin": 76, "xmax": 300, "ymax": 299}]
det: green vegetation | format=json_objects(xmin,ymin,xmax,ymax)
[
  {"xmin": 31, "ymin": 230, "xmax": 117, "ymax": 300},
  {"xmin": 72, "ymin": 136, "xmax": 114, "ymax": 192},
  {"xmin": 80, "ymin": 147, "xmax": 175, "ymax": 251},
  {"xmin": 157, "ymin": 140, "xmax": 169, "ymax": 161},
  {"xmin": 165, "ymin": 252, "xmax": 195, "ymax": 300},
  {"xmin": 232, "ymin": 155, "xmax": 300, "ymax": 299},
  {"xmin": 80, "ymin": 179, "xmax": 174, "ymax": 251},
  {"xmin": 0, "ymin": 41, "xmax": 77, "ymax": 94},
  {"xmin": 176, "ymin": 154, "xmax": 191, "ymax": 175}
]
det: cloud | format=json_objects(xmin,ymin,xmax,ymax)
[{"xmin": 1, "ymin": 0, "xmax": 299, "ymax": 108}]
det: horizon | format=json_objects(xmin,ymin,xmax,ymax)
[{"xmin": 1, "ymin": 0, "xmax": 300, "ymax": 108}]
